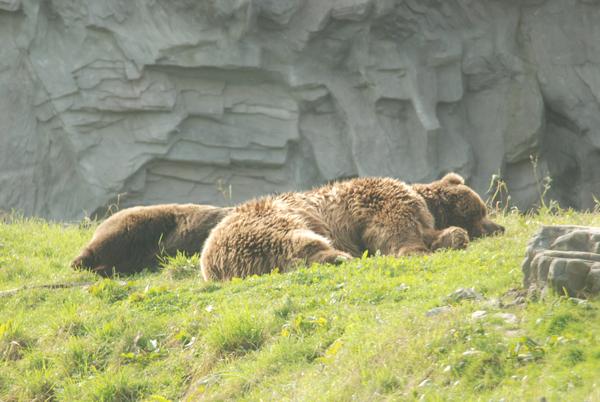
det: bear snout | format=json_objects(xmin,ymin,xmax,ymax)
[
  {"xmin": 71, "ymin": 249, "xmax": 94, "ymax": 270},
  {"xmin": 481, "ymin": 219, "xmax": 505, "ymax": 236}
]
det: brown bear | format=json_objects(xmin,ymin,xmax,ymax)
[
  {"xmin": 72, "ymin": 204, "xmax": 231, "ymax": 276},
  {"xmin": 200, "ymin": 173, "xmax": 504, "ymax": 281}
]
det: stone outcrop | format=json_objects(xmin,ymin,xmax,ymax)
[
  {"xmin": 522, "ymin": 226, "xmax": 600, "ymax": 298},
  {"xmin": 2, "ymin": 0, "xmax": 600, "ymax": 219}
]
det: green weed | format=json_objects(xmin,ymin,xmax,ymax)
[
  {"xmin": 0, "ymin": 319, "xmax": 33, "ymax": 361},
  {"xmin": 88, "ymin": 279, "xmax": 131, "ymax": 303},
  {"xmin": 206, "ymin": 310, "xmax": 267, "ymax": 356},
  {"xmin": 160, "ymin": 251, "xmax": 200, "ymax": 280}
]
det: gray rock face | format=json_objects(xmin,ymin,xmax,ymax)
[
  {"xmin": 522, "ymin": 226, "xmax": 600, "ymax": 298},
  {"xmin": 2, "ymin": 0, "xmax": 600, "ymax": 219}
]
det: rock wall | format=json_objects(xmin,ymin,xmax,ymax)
[{"xmin": 2, "ymin": 0, "xmax": 600, "ymax": 220}]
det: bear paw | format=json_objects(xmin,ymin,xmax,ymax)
[
  {"xmin": 309, "ymin": 250, "xmax": 353, "ymax": 266},
  {"xmin": 432, "ymin": 227, "xmax": 469, "ymax": 251}
]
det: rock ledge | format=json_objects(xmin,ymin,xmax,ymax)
[{"xmin": 522, "ymin": 226, "xmax": 600, "ymax": 298}]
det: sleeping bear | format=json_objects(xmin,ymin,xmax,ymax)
[
  {"xmin": 72, "ymin": 204, "xmax": 231, "ymax": 276},
  {"xmin": 200, "ymin": 174, "xmax": 504, "ymax": 281}
]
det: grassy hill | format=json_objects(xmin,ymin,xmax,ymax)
[{"xmin": 0, "ymin": 210, "xmax": 599, "ymax": 401}]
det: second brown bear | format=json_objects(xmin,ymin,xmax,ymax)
[
  {"xmin": 72, "ymin": 204, "xmax": 231, "ymax": 276},
  {"xmin": 200, "ymin": 174, "xmax": 504, "ymax": 281}
]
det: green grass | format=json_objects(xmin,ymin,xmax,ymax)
[{"xmin": 0, "ymin": 210, "xmax": 599, "ymax": 401}]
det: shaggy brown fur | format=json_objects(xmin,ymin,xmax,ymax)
[
  {"xmin": 72, "ymin": 204, "xmax": 231, "ymax": 276},
  {"xmin": 412, "ymin": 173, "xmax": 504, "ymax": 239},
  {"xmin": 200, "ymin": 173, "xmax": 504, "ymax": 281}
]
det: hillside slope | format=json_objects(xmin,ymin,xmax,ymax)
[{"xmin": 0, "ymin": 211, "xmax": 599, "ymax": 401}]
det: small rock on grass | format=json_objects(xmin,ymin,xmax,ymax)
[
  {"xmin": 445, "ymin": 287, "xmax": 484, "ymax": 304},
  {"xmin": 568, "ymin": 297, "xmax": 587, "ymax": 305},
  {"xmin": 471, "ymin": 310, "xmax": 487, "ymax": 320},
  {"xmin": 495, "ymin": 312, "xmax": 518, "ymax": 324},
  {"xmin": 462, "ymin": 349, "xmax": 481, "ymax": 356},
  {"xmin": 425, "ymin": 306, "xmax": 451, "ymax": 317},
  {"xmin": 418, "ymin": 378, "xmax": 432, "ymax": 388},
  {"xmin": 395, "ymin": 283, "xmax": 409, "ymax": 292}
]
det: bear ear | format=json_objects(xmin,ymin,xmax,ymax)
[{"xmin": 441, "ymin": 172, "xmax": 464, "ymax": 185}]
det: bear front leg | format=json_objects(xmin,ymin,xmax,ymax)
[
  {"xmin": 306, "ymin": 249, "xmax": 353, "ymax": 265},
  {"xmin": 362, "ymin": 222, "xmax": 432, "ymax": 257},
  {"xmin": 395, "ymin": 244, "xmax": 432, "ymax": 256}
]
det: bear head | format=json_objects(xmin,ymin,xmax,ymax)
[{"xmin": 413, "ymin": 173, "xmax": 505, "ymax": 239}]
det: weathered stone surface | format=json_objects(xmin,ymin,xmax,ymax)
[
  {"xmin": 0, "ymin": 0, "xmax": 20, "ymax": 11},
  {"xmin": 445, "ymin": 288, "xmax": 484, "ymax": 304},
  {"xmin": 495, "ymin": 313, "xmax": 518, "ymax": 325},
  {"xmin": 3, "ymin": 1, "xmax": 600, "ymax": 219},
  {"xmin": 587, "ymin": 268, "xmax": 600, "ymax": 293},
  {"xmin": 425, "ymin": 306, "xmax": 451, "ymax": 317},
  {"xmin": 471, "ymin": 310, "xmax": 488, "ymax": 320},
  {"xmin": 547, "ymin": 258, "xmax": 591, "ymax": 295},
  {"xmin": 522, "ymin": 226, "xmax": 600, "ymax": 298}
]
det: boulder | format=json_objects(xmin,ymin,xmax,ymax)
[{"xmin": 522, "ymin": 226, "xmax": 600, "ymax": 297}]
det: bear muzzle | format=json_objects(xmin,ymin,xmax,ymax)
[{"xmin": 481, "ymin": 219, "xmax": 505, "ymax": 236}]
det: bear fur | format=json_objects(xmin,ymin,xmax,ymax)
[
  {"xmin": 72, "ymin": 204, "xmax": 231, "ymax": 276},
  {"xmin": 200, "ymin": 174, "xmax": 504, "ymax": 281}
]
